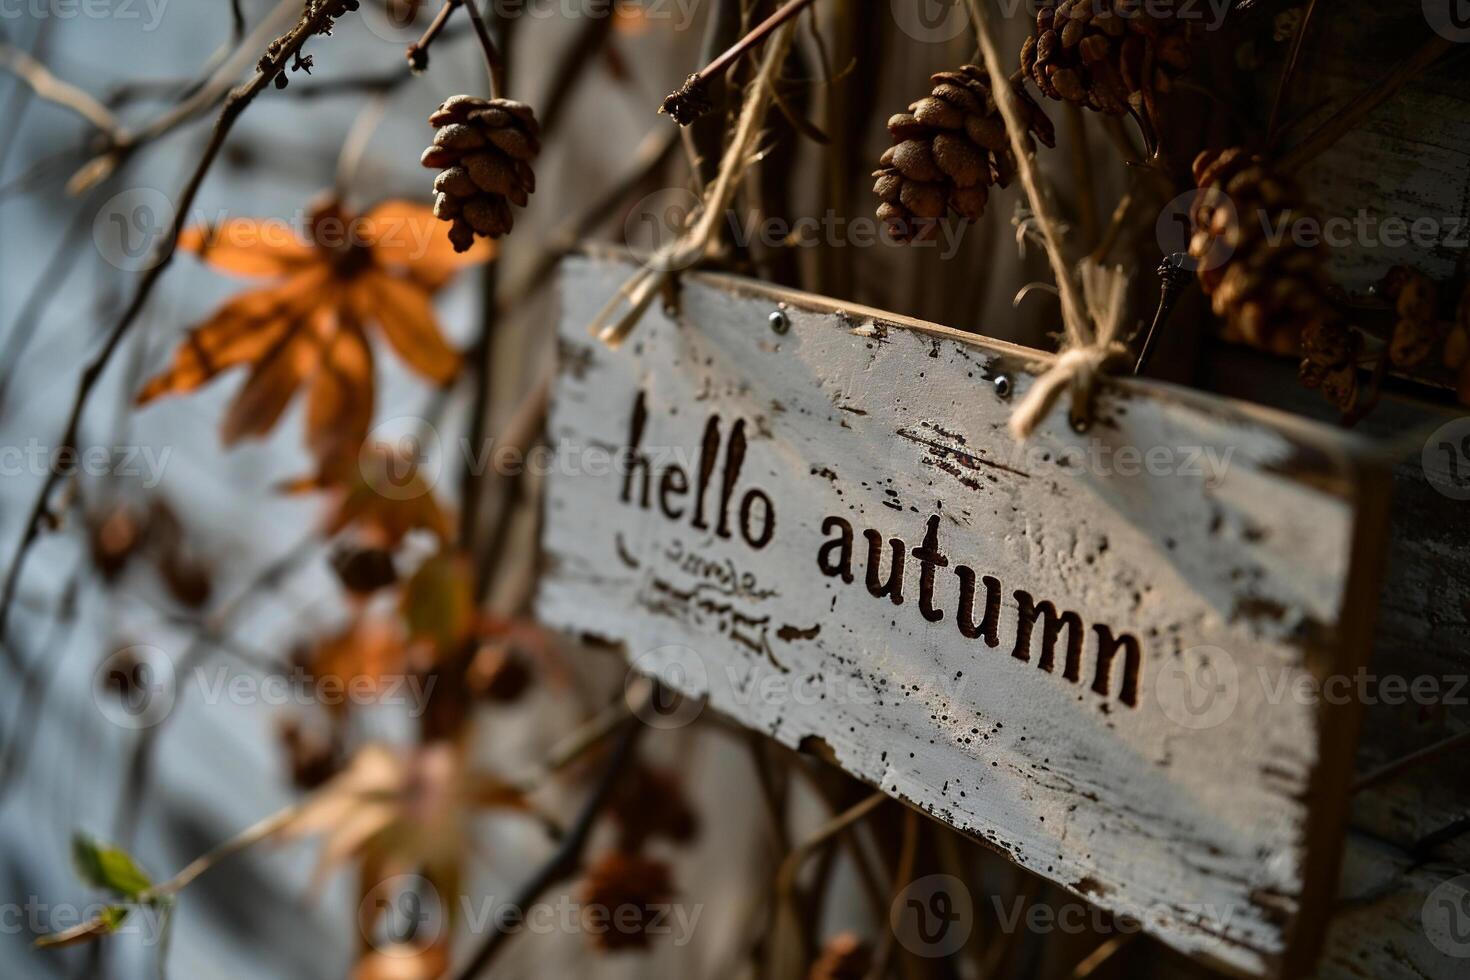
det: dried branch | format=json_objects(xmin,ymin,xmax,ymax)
[
  {"xmin": 660, "ymin": 0, "xmax": 819, "ymax": 125},
  {"xmin": 1280, "ymin": 33, "xmax": 1455, "ymax": 175},
  {"xmin": 112, "ymin": 537, "xmax": 322, "ymax": 843},
  {"xmin": 0, "ymin": 1, "xmax": 358, "ymax": 669},
  {"xmin": 0, "ymin": 42, "xmax": 121, "ymax": 136},
  {"xmin": 450, "ymin": 701, "xmax": 646, "ymax": 979}
]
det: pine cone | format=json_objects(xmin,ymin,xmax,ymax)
[
  {"xmin": 577, "ymin": 852, "xmax": 675, "ymax": 952},
  {"xmin": 1021, "ymin": 0, "xmax": 1191, "ymax": 118},
  {"xmin": 809, "ymin": 933, "xmax": 871, "ymax": 980},
  {"xmin": 1450, "ymin": 281, "xmax": 1470, "ymax": 405},
  {"xmin": 421, "ymin": 96, "xmax": 540, "ymax": 253},
  {"xmin": 874, "ymin": 65, "xmax": 1054, "ymax": 243},
  {"xmin": 1190, "ymin": 147, "xmax": 1336, "ymax": 357},
  {"xmin": 1382, "ymin": 266, "xmax": 1440, "ymax": 368},
  {"xmin": 610, "ymin": 767, "xmax": 699, "ymax": 851}
]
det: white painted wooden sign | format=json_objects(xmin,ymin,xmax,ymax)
[{"xmin": 537, "ymin": 252, "xmax": 1389, "ymax": 977}]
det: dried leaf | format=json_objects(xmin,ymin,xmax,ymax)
[
  {"xmin": 181, "ymin": 221, "xmax": 314, "ymax": 278},
  {"xmin": 139, "ymin": 196, "xmax": 489, "ymax": 476},
  {"xmin": 355, "ymin": 273, "xmax": 460, "ymax": 384},
  {"xmin": 361, "ymin": 200, "xmax": 493, "ymax": 290}
]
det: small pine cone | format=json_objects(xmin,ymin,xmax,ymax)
[
  {"xmin": 577, "ymin": 852, "xmax": 675, "ymax": 952},
  {"xmin": 610, "ymin": 767, "xmax": 699, "ymax": 851},
  {"xmin": 330, "ymin": 543, "xmax": 398, "ymax": 596},
  {"xmin": 1189, "ymin": 148, "xmax": 1336, "ymax": 357},
  {"xmin": 1448, "ymin": 281, "xmax": 1470, "ymax": 379},
  {"xmin": 278, "ymin": 717, "xmax": 339, "ymax": 790},
  {"xmin": 89, "ymin": 504, "xmax": 147, "ymax": 581},
  {"xmin": 874, "ymin": 65, "xmax": 1054, "ymax": 243},
  {"xmin": 1319, "ymin": 362, "xmax": 1360, "ymax": 414},
  {"xmin": 421, "ymin": 95, "xmax": 540, "ymax": 253},
  {"xmin": 1382, "ymin": 266, "xmax": 1440, "ymax": 368},
  {"xmin": 1021, "ymin": 0, "xmax": 1192, "ymax": 117},
  {"xmin": 809, "ymin": 933, "xmax": 872, "ymax": 980},
  {"xmin": 466, "ymin": 641, "xmax": 533, "ymax": 703}
]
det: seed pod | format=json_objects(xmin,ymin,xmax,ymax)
[
  {"xmin": 873, "ymin": 65, "xmax": 1054, "ymax": 243},
  {"xmin": 1021, "ymin": 0, "xmax": 1192, "ymax": 121},
  {"xmin": 1190, "ymin": 148, "xmax": 1339, "ymax": 367},
  {"xmin": 421, "ymin": 95, "xmax": 540, "ymax": 252},
  {"xmin": 1382, "ymin": 266, "xmax": 1440, "ymax": 369}
]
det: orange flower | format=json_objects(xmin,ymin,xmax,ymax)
[{"xmin": 138, "ymin": 195, "xmax": 491, "ymax": 471}]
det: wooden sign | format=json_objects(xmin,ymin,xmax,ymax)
[{"xmin": 537, "ymin": 252, "xmax": 1389, "ymax": 977}]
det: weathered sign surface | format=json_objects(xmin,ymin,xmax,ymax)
[{"xmin": 538, "ymin": 252, "xmax": 1389, "ymax": 977}]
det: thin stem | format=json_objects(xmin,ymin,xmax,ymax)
[
  {"xmin": 0, "ymin": 2, "xmax": 353, "ymax": 667},
  {"xmin": 461, "ymin": 0, "xmax": 506, "ymax": 98},
  {"xmin": 0, "ymin": 42, "xmax": 122, "ymax": 136},
  {"xmin": 451, "ymin": 708, "xmax": 645, "ymax": 979},
  {"xmin": 406, "ymin": 0, "xmax": 457, "ymax": 70},
  {"xmin": 141, "ymin": 800, "xmax": 310, "ymax": 900},
  {"xmin": 1280, "ymin": 34, "xmax": 1454, "ymax": 175},
  {"xmin": 659, "ymin": 0, "xmax": 819, "ymax": 125},
  {"xmin": 335, "ymin": 94, "xmax": 388, "ymax": 195},
  {"xmin": 1353, "ymin": 729, "xmax": 1470, "ymax": 794},
  {"xmin": 1266, "ymin": 0, "xmax": 1319, "ymax": 144}
]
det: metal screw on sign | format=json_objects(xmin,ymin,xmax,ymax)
[
  {"xmin": 769, "ymin": 307, "xmax": 790, "ymax": 335},
  {"xmin": 992, "ymin": 374, "xmax": 1012, "ymax": 400}
]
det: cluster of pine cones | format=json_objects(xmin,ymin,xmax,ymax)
[
  {"xmin": 873, "ymin": 65, "xmax": 1055, "ymax": 242},
  {"xmin": 1380, "ymin": 268, "xmax": 1470, "ymax": 405},
  {"xmin": 1021, "ymin": 0, "xmax": 1191, "ymax": 121},
  {"xmin": 1188, "ymin": 149, "xmax": 1337, "ymax": 356},
  {"xmin": 421, "ymin": 95, "xmax": 541, "ymax": 253},
  {"xmin": 572, "ymin": 765, "xmax": 699, "ymax": 952}
]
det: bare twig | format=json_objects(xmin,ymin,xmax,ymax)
[
  {"xmin": 0, "ymin": 1, "xmax": 357, "ymax": 669},
  {"xmin": 1267, "ymin": 0, "xmax": 1320, "ymax": 143},
  {"xmin": 1353, "ymin": 729, "xmax": 1470, "ymax": 794},
  {"xmin": 450, "ymin": 701, "xmax": 646, "ymax": 979},
  {"xmin": 1280, "ymin": 34, "xmax": 1455, "ymax": 175},
  {"xmin": 111, "ymin": 537, "xmax": 322, "ymax": 844},
  {"xmin": 660, "ymin": 0, "xmax": 819, "ymax": 125},
  {"xmin": 1072, "ymin": 935, "xmax": 1134, "ymax": 978},
  {"xmin": 0, "ymin": 42, "xmax": 121, "ymax": 135}
]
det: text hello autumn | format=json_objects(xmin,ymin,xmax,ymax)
[{"xmin": 618, "ymin": 392, "xmax": 1141, "ymax": 708}]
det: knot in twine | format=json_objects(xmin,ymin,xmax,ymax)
[
  {"xmin": 588, "ymin": 21, "xmax": 797, "ymax": 349},
  {"xmin": 966, "ymin": 0, "xmax": 1133, "ymax": 443},
  {"xmin": 1007, "ymin": 260, "xmax": 1131, "ymax": 441}
]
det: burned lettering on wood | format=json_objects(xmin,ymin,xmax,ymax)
[{"xmin": 817, "ymin": 513, "xmax": 1141, "ymax": 707}]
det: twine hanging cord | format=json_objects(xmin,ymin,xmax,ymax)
[
  {"xmin": 589, "ymin": 21, "xmax": 798, "ymax": 348},
  {"xmin": 967, "ymin": 0, "xmax": 1131, "ymax": 440}
]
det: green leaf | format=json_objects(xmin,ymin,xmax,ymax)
[
  {"xmin": 72, "ymin": 834, "xmax": 153, "ymax": 899},
  {"xmin": 35, "ymin": 905, "xmax": 129, "ymax": 949}
]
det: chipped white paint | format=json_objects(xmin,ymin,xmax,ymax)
[{"xmin": 538, "ymin": 254, "xmax": 1388, "ymax": 977}]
